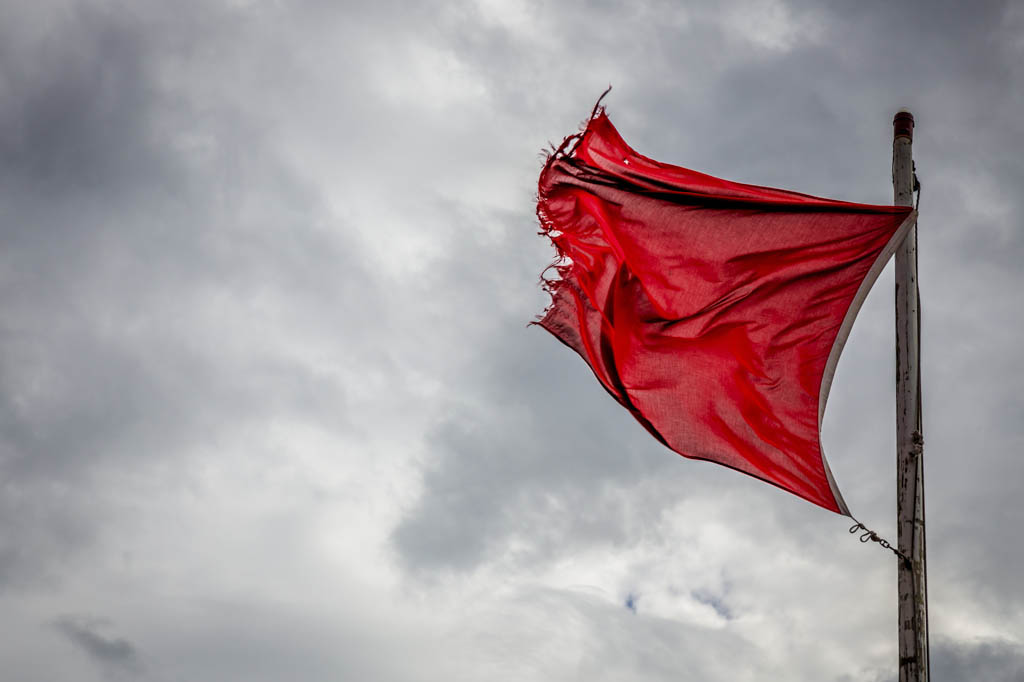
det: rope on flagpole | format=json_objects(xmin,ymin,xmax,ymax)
[
  {"xmin": 849, "ymin": 517, "xmax": 911, "ymax": 567},
  {"xmin": 913, "ymin": 164, "xmax": 921, "ymax": 211}
]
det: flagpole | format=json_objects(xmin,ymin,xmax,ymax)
[{"xmin": 892, "ymin": 110, "xmax": 929, "ymax": 682}]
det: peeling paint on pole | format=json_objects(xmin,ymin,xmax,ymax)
[{"xmin": 893, "ymin": 110, "xmax": 929, "ymax": 682}]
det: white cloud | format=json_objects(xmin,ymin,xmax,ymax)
[{"xmin": 1, "ymin": 0, "xmax": 1022, "ymax": 681}]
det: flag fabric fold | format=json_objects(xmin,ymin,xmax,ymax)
[{"xmin": 535, "ymin": 107, "xmax": 915, "ymax": 514}]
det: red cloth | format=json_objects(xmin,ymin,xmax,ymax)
[{"xmin": 536, "ymin": 111, "xmax": 914, "ymax": 514}]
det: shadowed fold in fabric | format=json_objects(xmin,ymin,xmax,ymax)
[{"xmin": 535, "ymin": 108, "xmax": 915, "ymax": 514}]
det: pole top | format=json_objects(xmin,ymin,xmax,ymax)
[{"xmin": 894, "ymin": 110, "xmax": 914, "ymax": 141}]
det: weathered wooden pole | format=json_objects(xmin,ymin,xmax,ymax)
[{"xmin": 892, "ymin": 110, "xmax": 929, "ymax": 682}]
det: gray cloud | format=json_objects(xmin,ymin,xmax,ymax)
[
  {"xmin": 931, "ymin": 638, "xmax": 1024, "ymax": 682},
  {"xmin": 868, "ymin": 637, "xmax": 1024, "ymax": 682},
  {"xmin": 0, "ymin": 1, "xmax": 368, "ymax": 589},
  {"xmin": 691, "ymin": 588, "xmax": 733, "ymax": 621},
  {"xmin": 0, "ymin": 0, "xmax": 1021, "ymax": 680},
  {"xmin": 53, "ymin": 615, "xmax": 143, "ymax": 676}
]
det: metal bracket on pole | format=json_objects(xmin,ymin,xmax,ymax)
[{"xmin": 893, "ymin": 110, "xmax": 929, "ymax": 682}]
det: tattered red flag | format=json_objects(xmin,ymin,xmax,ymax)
[{"xmin": 535, "ymin": 104, "xmax": 915, "ymax": 514}]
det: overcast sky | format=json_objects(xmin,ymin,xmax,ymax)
[{"xmin": 1, "ymin": 1, "xmax": 1022, "ymax": 680}]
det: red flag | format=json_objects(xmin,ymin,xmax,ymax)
[{"xmin": 536, "ymin": 108, "xmax": 915, "ymax": 514}]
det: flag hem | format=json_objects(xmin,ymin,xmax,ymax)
[{"xmin": 817, "ymin": 209, "xmax": 918, "ymax": 516}]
